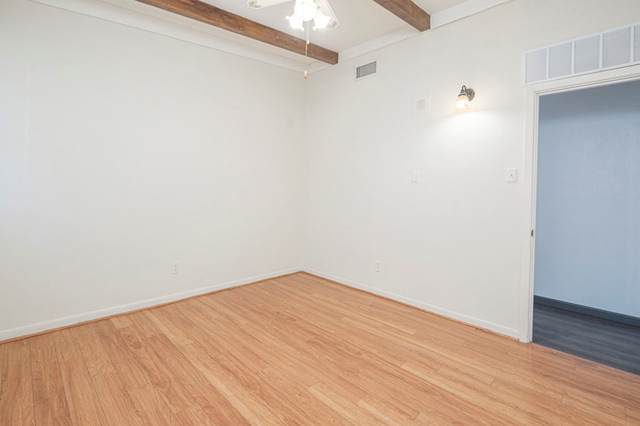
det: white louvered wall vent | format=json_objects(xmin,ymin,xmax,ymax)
[
  {"xmin": 356, "ymin": 61, "xmax": 377, "ymax": 80},
  {"xmin": 523, "ymin": 23, "xmax": 640, "ymax": 84}
]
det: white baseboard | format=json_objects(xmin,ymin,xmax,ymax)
[
  {"xmin": 303, "ymin": 267, "xmax": 520, "ymax": 340},
  {"xmin": 0, "ymin": 267, "xmax": 302, "ymax": 342},
  {"xmin": 2, "ymin": 266, "xmax": 520, "ymax": 342}
]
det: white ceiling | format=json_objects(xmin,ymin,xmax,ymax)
[
  {"xmin": 43, "ymin": 0, "xmax": 510, "ymax": 70},
  {"xmin": 198, "ymin": 0, "xmax": 467, "ymax": 53}
]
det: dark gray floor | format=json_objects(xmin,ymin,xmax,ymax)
[{"xmin": 533, "ymin": 303, "xmax": 640, "ymax": 375}]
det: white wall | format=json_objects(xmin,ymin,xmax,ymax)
[
  {"xmin": 534, "ymin": 80, "xmax": 640, "ymax": 318},
  {"xmin": 3, "ymin": 0, "xmax": 640, "ymax": 342},
  {"xmin": 301, "ymin": 0, "xmax": 640, "ymax": 337},
  {"xmin": 0, "ymin": 0, "xmax": 304, "ymax": 339}
]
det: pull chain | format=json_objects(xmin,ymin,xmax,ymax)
[{"xmin": 304, "ymin": 23, "xmax": 310, "ymax": 79}]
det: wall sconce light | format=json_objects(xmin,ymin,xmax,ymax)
[{"xmin": 455, "ymin": 85, "xmax": 475, "ymax": 110}]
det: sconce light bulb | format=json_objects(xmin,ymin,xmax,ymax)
[{"xmin": 455, "ymin": 85, "xmax": 475, "ymax": 110}]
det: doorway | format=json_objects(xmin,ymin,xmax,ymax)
[{"xmin": 531, "ymin": 79, "xmax": 640, "ymax": 375}]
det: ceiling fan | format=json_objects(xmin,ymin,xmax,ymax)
[{"xmin": 247, "ymin": 0, "xmax": 339, "ymax": 31}]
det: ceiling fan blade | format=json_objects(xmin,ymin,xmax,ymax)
[
  {"xmin": 315, "ymin": 0, "xmax": 339, "ymax": 29},
  {"xmin": 249, "ymin": 0, "xmax": 339, "ymax": 29},
  {"xmin": 247, "ymin": 0, "xmax": 291, "ymax": 8}
]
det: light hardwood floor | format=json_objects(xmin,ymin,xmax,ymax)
[{"xmin": 1, "ymin": 272, "xmax": 639, "ymax": 425}]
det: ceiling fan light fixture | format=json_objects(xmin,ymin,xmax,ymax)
[
  {"xmin": 312, "ymin": 9, "xmax": 330, "ymax": 30},
  {"xmin": 294, "ymin": 0, "xmax": 318, "ymax": 22},
  {"xmin": 286, "ymin": 14, "xmax": 304, "ymax": 31}
]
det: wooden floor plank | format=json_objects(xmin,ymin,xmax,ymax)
[
  {"xmin": 70, "ymin": 322, "xmax": 115, "ymax": 377},
  {"xmin": 130, "ymin": 333, "xmax": 197, "ymax": 413},
  {"xmin": 309, "ymin": 381, "xmax": 383, "ymax": 425},
  {"xmin": 30, "ymin": 334, "xmax": 73, "ymax": 425},
  {"xmin": 627, "ymin": 406, "xmax": 640, "ymax": 422},
  {"xmin": 92, "ymin": 320, "xmax": 151, "ymax": 391},
  {"xmin": 0, "ymin": 339, "xmax": 35, "ymax": 425},
  {"xmin": 114, "ymin": 324, "xmax": 176, "ymax": 396},
  {"xmin": 122, "ymin": 314, "xmax": 251, "ymax": 424},
  {"xmin": 91, "ymin": 372, "xmax": 145, "ymax": 425},
  {"xmin": 182, "ymin": 344, "xmax": 283, "ymax": 424},
  {"xmin": 109, "ymin": 314, "xmax": 133, "ymax": 330},
  {"xmin": 1, "ymin": 272, "xmax": 639, "ymax": 425},
  {"xmin": 0, "ymin": 343, "xmax": 3, "ymax": 407},
  {"xmin": 53, "ymin": 329, "xmax": 107, "ymax": 426},
  {"xmin": 255, "ymin": 366, "xmax": 349, "ymax": 425},
  {"xmin": 173, "ymin": 405, "xmax": 217, "ymax": 425},
  {"xmin": 128, "ymin": 383, "xmax": 178, "ymax": 424}
]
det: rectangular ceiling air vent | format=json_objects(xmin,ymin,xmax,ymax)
[
  {"xmin": 356, "ymin": 61, "xmax": 377, "ymax": 80},
  {"xmin": 523, "ymin": 22, "xmax": 640, "ymax": 84},
  {"xmin": 603, "ymin": 27, "xmax": 631, "ymax": 68},
  {"xmin": 548, "ymin": 42, "xmax": 572, "ymax": 79}
]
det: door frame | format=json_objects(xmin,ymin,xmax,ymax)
[{"xmin": 518, "ymin": 65, "xmax": 640, "ymax": 343}]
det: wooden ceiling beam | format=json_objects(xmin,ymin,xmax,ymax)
[
  {"xmin": 135, "ymin": 0, "xmax": 339, "ymax": 64},
  {"xmin": 371, "ymin": 0, "xmax": 430, "ymax": 31}
]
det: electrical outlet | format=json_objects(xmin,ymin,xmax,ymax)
[
  {"xmin": 375, "ymin": 260, "xmax": 383, "ymax": 272},
  {"xmin": 171, "ymin": 261, "xmax": 179, "ymax": 275}
]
